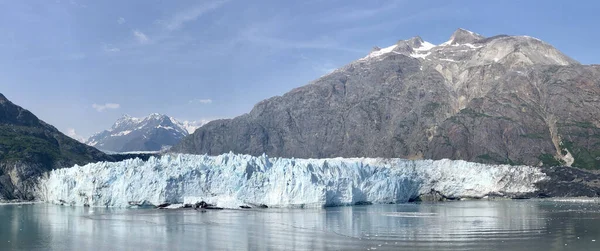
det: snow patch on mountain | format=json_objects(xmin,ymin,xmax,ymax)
[
  {"xmin": 36, "ymin": 153, "xmax": 547, "ymax": 208},
  {"xmin": 179, "ymin": 120, "xmax": 211, "ymax": 134},
  {"xmin": 362, "ymin": 40, "xmax": 437, "ymax": 61},
  {"xmin": 415, "ymin": 41, "xmax": 435, "ymax": 51},
  {"xmin": 409, "ymin": 41, "xmax": 435, "ymax": 59},
  {"xmin": 361, "ymin": 44, "xmax": 398, "ymax": 60},
  {"xmin": 111, "ymin": 130, "xmax": 132, "ymax": 137}
]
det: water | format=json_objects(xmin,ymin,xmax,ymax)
[{"xmin": 1, "ymin": 200, "xmax": 599, "ymax": 251}]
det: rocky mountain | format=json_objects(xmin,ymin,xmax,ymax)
[
  {"xmin": 0, "ymin": 93, "xmax": 113, "ymax": 200},
  {"xmin": 86, "ymin": 114, "xmax": 205, "ymax": 152},
  {"xmin": 172, "ymin": 29, "xmax": 600, "ymax": 170}
]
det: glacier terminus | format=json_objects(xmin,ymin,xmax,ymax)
[{"xmin": 37, "ymin": 153, "xmax": 547, "ymax": 208}]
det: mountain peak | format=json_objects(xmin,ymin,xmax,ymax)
[
  {"xmin": 0, "ymin": 93, "xmax": 8, "ymax": 104},
  {"xmin": 405, "ymin": 36, "xmax": 424, "ymax": 48},
  {"xmin": 88, "ymin": 113, "xmax": 206, "ymax": 152},
  {"xmin": 445, "ymin": 28, "xmax": 485, "ymax": 45},
  {"xmin": 147, "ymin": 113, "xmax": 167, "ymax": 120},
  {"xmin": 116, "ymin": 114, "xmax": 134, "ymax": 122}
]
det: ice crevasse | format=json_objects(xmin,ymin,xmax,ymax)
[{"xmin": 36, "ymin": 153, "xmax": 547, "ymax": 208}]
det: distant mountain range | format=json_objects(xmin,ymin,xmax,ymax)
[
  {"xmin": 172, "ymin": 28, "xmax": 600, "ymax": 170},
  {"xmin": 86, "ymin": 114, "xmax": 208, "ymax": 153}
]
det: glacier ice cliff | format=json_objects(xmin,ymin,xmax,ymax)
[{"xmin": 36, "ymin": 153, "xmax": 547, "ymax": 208}]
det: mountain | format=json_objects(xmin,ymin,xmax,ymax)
[
  {"xmin": 172, "ymin": 29, "xmax": 600, "ymax": 170},
  {"xmin": 0, "ymin": 93, "xmax": 113, "ymax": 200},
  {"xmin": 86, "ymin": 114, "xmax": 207, "ymax": 152}
]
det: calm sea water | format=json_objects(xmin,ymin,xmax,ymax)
[{"xmin": 1, "ymin": 200, "xmax": 599, "ymax": 251}]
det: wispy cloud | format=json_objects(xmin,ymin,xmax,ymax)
[
  {"xmin": 66, "ymin": 128, "xmax": 86, "ymax": 142},
  {"xmin": 67, "ymin": 0, "xmax": 87, "ymax": 8},
  {"xmin": 240, "ymin": 28, "xmax": 362, "ymax": 53},
  {"xmin": 117, "ymin": 17, "xmax": 126, "ymax": 24},
  {"xmin": 165, "ymin": 0, "xmax": 230, "ymax": 30},
  {"xmin": 334, "ymin": 6, "xmax": 464, "ymax": 37},
  {"xmin": 92, "ymin": 103, "xmax": 120, "ymax": 112},
  {"xmin": 189, "ymin": 99, "xmax": 213, "ymax": 104},
  {"xmin": 133, "ymin": 30, "xmax": 150, "ymax": 44},
  {"xmin": 230, "ymin": 15, "xmax": 364, "ymax": 53},
  {"xmin": 103, "ymin": 44, "xmax": 120, "ymax": 52},
  {"xmin": 319, "ymin": 1, "xmax": 401, "ymax": 23}
]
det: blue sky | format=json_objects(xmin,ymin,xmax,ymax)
[{"xmin": 1, "ymin": 0, "xmax": 599, "ymax": 139}]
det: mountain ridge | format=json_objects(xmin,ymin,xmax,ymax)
[{"xmin": 172, "ymin": 29, "xmax": 600, "ymax": 170}]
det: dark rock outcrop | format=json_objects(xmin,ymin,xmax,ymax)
[
  {"xmin": 534, "ymin": 166, "xmax": 600, "ymax": 197},
  {"xmin": 410, "ymin": 190, "xmax": 455, "ymax": 202}
]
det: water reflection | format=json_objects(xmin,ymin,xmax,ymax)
[{"xmin": 1, "ymin": 200, "xmax": 599, "ymax": 251}]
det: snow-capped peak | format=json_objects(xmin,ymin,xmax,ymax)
[
  {"xmin": 441, "ymin": 28, "xmax": 485, "ymax": 46},
  {"xmin": 361, "ymin": 36, "xmax": 437, "ymax": 61},
  {"xmin": 86, "ymin": 113, "xmax": 210, "ymax": 152},
  {"xmin": 355, "ymin": 28, "xmax": 577, "ymax": 77},
  {"xmin": 112, "ymin": 114, "xmax": 141, "ymax": 130}
]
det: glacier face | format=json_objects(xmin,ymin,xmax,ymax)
[{"xmin": 36, "ymin": 153, "xmax": 547, "ymax": 208}]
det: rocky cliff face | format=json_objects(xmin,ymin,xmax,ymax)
[
  {"xmin": 172, "ymin": 29, "xmax": 600, "ymax": 170},
  {"xmin": 0, "ymin": 93, "xmax": 112, "ymax": 200}
]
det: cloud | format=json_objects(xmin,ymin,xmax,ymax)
[
  {"xmin": 92, "ymin": 103, "xmax": 120, "ymax": 112},
  {"xmin": 240, "ymin": 29, "xmax": 362, "ymax": 53},
  {"xmin": 234, "ymin": 18, "xmax": 362, "ymax": 53},
  {"xmin": 117, "ymin": 17, "xmax": 126, "ymax": 24},
  {"xmin": 319, "ymin": 1, "xmax": 400, "ymax": 23},
  {"xmin": 133, "ymin": 30, "xmax": 150, "ymax": 44},
  {"xmin": 165, "ymin": 0, "xmax": 230, "ymax": 30},
  {"xmin": 67, "ymin": 0, "xmax": 87, "ymax": 8},
  {"xmin": 66, "ymin": 128, "xmax": 86, "ymax": 143},
  {"xmin": 103, "ymin": 44, "xmax": 120, "ymax": 52},
  {"xmin": 334, "ymin": 6, "xmax": 464, "ymax": 36},
  {"xmin": 189, "ymin": 99, "xmax": 213, "ymax": 104}
]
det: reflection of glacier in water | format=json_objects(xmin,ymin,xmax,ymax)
[
  {"xmin": 38, "ymin": 153, "xmax": 545, "ymax": 208},
  {"xmin": 2, "ymin": 200, "xmax": 600, "ymax": 251},
  {"xmin": 37, "ymin": 153, "xmax": 546, "ymax": 208}
]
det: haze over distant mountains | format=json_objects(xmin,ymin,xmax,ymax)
[
  {"xmin": 172, "ymin": 28, "xmax": 600, "ymax": 170},
  {"xmin": 86, "ymin": 114, "xmax": 208, "ymax": 153}
]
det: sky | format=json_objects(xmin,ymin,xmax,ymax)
[{"xmin": 1, "ymin": 0, "xmax": 599, "ymax": 139}]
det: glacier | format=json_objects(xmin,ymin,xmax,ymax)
[{"xmin": 36, "ymin": 153, "xmax": 547, "ymax": 208}]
